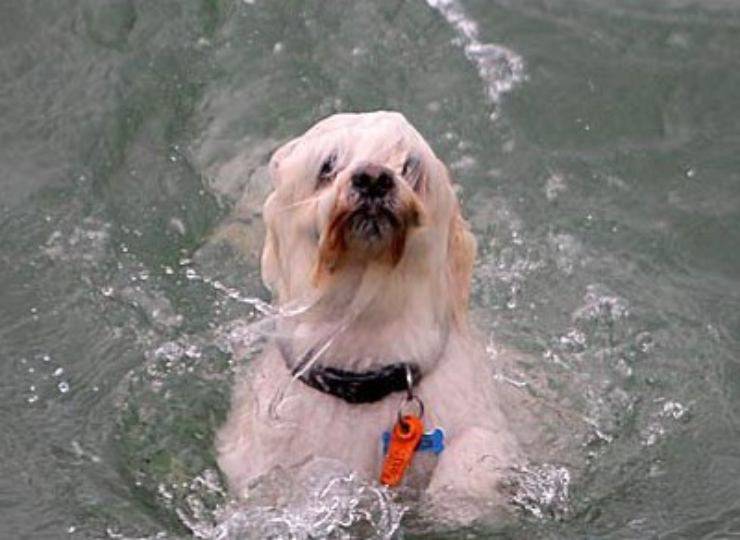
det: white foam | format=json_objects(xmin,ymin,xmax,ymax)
[
  {"xmin": 176, "ymin": 462, "xmax": 405, "ymax": 539},
  {"xmin": 510, "ymin": 463, "xmax": 571, "ymax": 520},
  {"xmin": 425, "ymin": 0, "xmax": 525, "ymax": 117}
]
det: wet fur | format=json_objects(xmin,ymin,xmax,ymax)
[
  {"xmin": 217, "ymin": 111, "xmax": 523, "ymax": 525},
  {"xmin": 316, "ymin": 197, "xmax": 421, "ymax": 281}
]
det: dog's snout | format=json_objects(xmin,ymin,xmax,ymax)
[{"xmin": 351, "ymin": 164, "xmax": 395, "ymax": 199}]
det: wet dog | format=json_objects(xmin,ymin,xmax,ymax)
[{"xmin": 216, "ymin": 111, "xmax": 522, "ymax": 523}]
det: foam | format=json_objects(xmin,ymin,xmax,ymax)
[{"xmin": 425, "ymin": 0, "xmax": 525, "ymax": 118}]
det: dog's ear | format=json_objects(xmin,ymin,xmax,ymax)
[
  {"xmin": 260, "ymin": 193, "xmax": 285, "ymax": 299},
  {"xmin": 261, "ymin": 139, "xmax": 301, "ymax": 298},
  {"xmin": 447, "ymin": 196, "xmax": 477, "ymax": 328},
  {"xmin": 268, "ymin": 139, "xmax": 299, "ymax": 187}
]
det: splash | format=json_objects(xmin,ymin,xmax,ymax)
[
  {"xmin": 641, "ymin": 398, "xmax": 691, "ymax": 447},
  {"xmin": 425, "ymin": 0, "xmax": 525, "ymax": 119},
  {"xmin": 42, "ymin": 216, "xmax": 112, "ymax": 265},
  {"xmin": 176, "ymin": 460, "xmax": 406, "ymax": 539},
  {"xmin": 509, "ymin": 463, "xmax": 571, "ymax": 520}
]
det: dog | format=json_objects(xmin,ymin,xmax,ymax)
[{"xmin": 216, "ymin": 111, "xmax": 523, "ymax": 523}]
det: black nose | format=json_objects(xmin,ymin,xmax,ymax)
[{"xmin": 351, "ymin": 164, "xmax": 395, "ymax": 199}]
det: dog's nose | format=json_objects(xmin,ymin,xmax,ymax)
[{"xmin": 351, "ymin": 164, "xmax": 395, "ymax": 199}]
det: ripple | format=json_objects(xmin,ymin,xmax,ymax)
[{"xmin": 425, "ymin": 0, "xmax": 525, "ymax": 118}]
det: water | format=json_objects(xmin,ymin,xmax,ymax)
[{"xmin": 1, "ymin": 0, "xmax": 739, "ymax": 537}]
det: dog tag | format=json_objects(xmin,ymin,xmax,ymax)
[
  {"xmin": 382, "ymin": 427, "xmax": 445, "ymax": 455},
  {"xmin": 379, "ymin": 415, "xmax": 424, "ymax": 487}
]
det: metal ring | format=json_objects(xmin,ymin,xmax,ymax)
[
  {"xmin": 397, "ymin": 394, "xmax": 424, "ymax": 425},
  {"xmin": 404, "ymin": 364, "xmax": 414, "ymax": 400}
]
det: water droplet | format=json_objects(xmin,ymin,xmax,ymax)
[
  {"xmin": 662, "ymin": 400, "xmax": 688, "ymax": 420},
  {"xmin": 502, "ymin": 139, "xmax": 515, "ymax": 153},
  {"xmin": 545, "ymin": 173, "xmax": 567, "ymax": 201},
  {"xmin": 185, "ymin": 345, "xmax": 202, "ymax": 359}
]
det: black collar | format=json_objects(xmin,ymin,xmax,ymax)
[{"xmin": 277, "ymin": 341, "xmax": 421, "ymax": 404}]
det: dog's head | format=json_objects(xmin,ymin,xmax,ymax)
[{"xmin": 261, "ymin": 111, "xmax": 476, "ymax": 327}]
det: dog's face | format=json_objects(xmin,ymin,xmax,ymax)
[{"xmin": 261, "ymin": 111, "xmax": 475, "ymax": 327}]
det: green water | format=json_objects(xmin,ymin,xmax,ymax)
[{"xmin": 1, "ymin": 0, "xmax": 739, "ymax": 538}]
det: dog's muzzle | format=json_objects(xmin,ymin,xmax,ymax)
[
  {"xmin": 346, "ymin": 164, "xmax": 401, "ymax": 241},
  {"xmin": 351, "ymin": 163, "xmax": 395, "ymax": 199}
]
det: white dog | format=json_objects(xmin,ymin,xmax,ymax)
[{"xmin": 216, "ymin": 111, "xmax": 523, "ymax": 523}]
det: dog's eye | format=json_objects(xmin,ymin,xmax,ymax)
[
  {"xmin": 401, "ymin": 156, "xmax": 422, "ymax": 191},
  {"xmin": 317, "ymin": 153, "xmax": 338, "ymax": 188}
]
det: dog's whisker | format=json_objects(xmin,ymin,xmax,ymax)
[
  {"xmin": 267, "ymin": 256, "xmax": 398, "ymax": 420},
  {"xmin": 224, "ymin": 296, "xmax": 323, "ymax": 356},
  {"xmin": 267, "ymin": 321, "xmax": 348, "ymax": 422},
  {"xmin": 268, "ymin": 319, "xmax": 352, "ymax": 423},
  {"xmin": 278, "ymin": 297, "xmax": 320, "ymax": 318},
  {"xmin": 268, "ymin": 275, "xmax": 386, "ymax": 418},
  {"xmin": 265, "ymin": 387, "xmax": 302, "ymax": 426},
  {"xmin": 274, "ymin": 195, "xmax": 323, "ymax": 214},
  {"xmin": 228, "ymin": 292, "xmax": 316, "ymax": 319},
  {"xmin": 292, "ymin": 323, "xmax": 349, "ymax": 379}
]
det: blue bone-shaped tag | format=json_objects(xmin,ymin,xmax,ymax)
[{"xmin": 382, "ymin": 428, "xmax": 445, "ymax": 455}]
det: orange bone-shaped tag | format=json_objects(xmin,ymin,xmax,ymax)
[{"xmin": 380, "ymin": 415, "xmax": 424, "ymax": 487}]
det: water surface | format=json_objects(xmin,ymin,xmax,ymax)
[{"xmin": 1, "ymin": 0, "xmax": 739, "ymax": 538}]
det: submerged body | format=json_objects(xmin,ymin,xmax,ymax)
[
  {"xmin": 218, "ymin": 335, "xmax": 520, "ymax": 512},
  {"xmin": 216, "ymin": 111, "xmax": 523, "ymax": 523}
]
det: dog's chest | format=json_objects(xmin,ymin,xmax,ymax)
[{"xmin": 399, "ymin": 452, "xmax": 439, "ymax": 491}]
